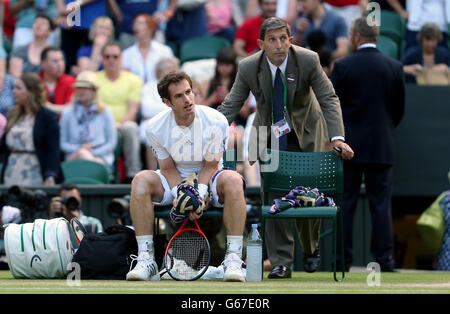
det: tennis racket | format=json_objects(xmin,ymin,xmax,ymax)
[{"xmin": 163, "ymin": 219, "xmax": 210, "ymax": 281}]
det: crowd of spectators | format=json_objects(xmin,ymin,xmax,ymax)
[{"xmin": 0, "ymin": 1, "xmax": 448, "ymax": 239}]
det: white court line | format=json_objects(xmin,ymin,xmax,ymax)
[{"xmin": 0, "ymin": 286, "xmax": 448, "ymax": 293}]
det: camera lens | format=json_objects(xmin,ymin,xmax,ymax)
[
  {"xmin": 6, "ymin": 186, "xmax": 48, "ymax": 221},
  {"xmin": 107, "ymin": 197, "xmax": 129, "ymax": 219},
  {"xmin": 62, "ymin": 196, "xmax": 80, "ymax": 211},
  {"xmin": 107, "ymin": 200, "xmax": 125, "ymax": 219},
  {"xmin": 9, "ymin": 186, "xmax": 21, "ymax": 198}
]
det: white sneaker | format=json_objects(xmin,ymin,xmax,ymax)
[
  {"xmin": 126, "ymin": 252, "xmax": 160, "ymax": 281},
  {"xmin": 223, "ymin": 253, "xmax": 246, "ymax": 282}
]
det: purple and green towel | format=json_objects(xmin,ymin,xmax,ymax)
[{"xmin": 268, "ymin": 186, "xmax": 335, "ymax": 214}]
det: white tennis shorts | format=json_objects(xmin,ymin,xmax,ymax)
[{"xmin": 152, "ymin": 169, "xmax": 232, "ymax": 208}]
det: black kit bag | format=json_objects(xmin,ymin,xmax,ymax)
[
  {"xmin": 72, "ymin": 225, "xmax": 136, "ymax": 280},
  {"xmin": 72, "ymin": 225, "xmax": 167, "ymax": 280}
]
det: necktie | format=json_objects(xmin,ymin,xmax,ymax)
[{"xmin": 272, "ymin": 67, "xmax": 287, "ymax": 150}]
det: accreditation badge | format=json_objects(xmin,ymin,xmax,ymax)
[{"xmin": 271, "ymin": 118, "xmax": 291, "ymax": 138}]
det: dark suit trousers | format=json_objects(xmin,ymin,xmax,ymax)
[
  {"xmin": 342, "ymin": 162, "xmax": 395, "ymax": 268},
  {"xmin": 264, "ymin": 132, "xmax": 321, "ymax": 267}
]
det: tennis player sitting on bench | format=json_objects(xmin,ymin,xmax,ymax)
[{"xmin": 126, "ymin": 71, "xmax": 247, "ymax": 282}]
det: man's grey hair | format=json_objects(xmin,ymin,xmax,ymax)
[
  {"xmin": 260, "ymin": 17, "xmax": 291, "ymax": 40},
  {"xmin": 156, "ymin": 57, "xmax": 180, "ymax": 79},
  {"xmin": 353, "ymin": 17, "xmax": 379, "ymax": 43}
]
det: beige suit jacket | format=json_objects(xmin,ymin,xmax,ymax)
[{"xmin": 218, "ymin": 45, "xmax": 344, "ymax": 161}]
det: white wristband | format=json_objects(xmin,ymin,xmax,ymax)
[
  {"xmin": 198, "ymin": 184, "xmax": 209, "ymax": 200},
  {"xmin": 171, "ymin": 186, "xmax": 178, "ymax": 198}
]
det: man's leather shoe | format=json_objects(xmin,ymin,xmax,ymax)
[
  {"xmin": 268, "ymin": 265, "xmax": 292, "ymax": 279},
  {"xmin": 378, "ymin": 257, "xmax": 396, "ymax": 272},
  {"xmin": 380, "ymin": 264, "xmax": 396, "ymax": 272},
  {"xmin": 303, "ymin": 249, "xmax": 320, "ymax": 273}
]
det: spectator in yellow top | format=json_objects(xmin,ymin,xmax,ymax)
[{"xmin": 96, "ymin": 42, "xmax": 143, "ymax": 182}]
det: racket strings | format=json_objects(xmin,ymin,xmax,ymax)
[{"xmin": 166, "ymin": 230, "xmax": 210, "ymax": 280}]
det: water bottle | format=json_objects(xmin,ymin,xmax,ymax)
[{"xmin": 246, "ymin": 224, "xmax": 263, "ymax": 282}]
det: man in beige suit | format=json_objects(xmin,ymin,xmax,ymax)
[{"xmin": 218, "ymin": 17, "xmax": 354, "ymax": 278}]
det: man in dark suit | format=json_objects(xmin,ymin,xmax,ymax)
[
  {"xmin": 330, "ymin": 17, "xmax": 405, "ymax": 271},
  {"xmin": 219, "ymin": 17, "xmax": 354, "ymax": 278}
]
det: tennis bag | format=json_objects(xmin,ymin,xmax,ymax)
[
  {"xmin": 417, "ymin": 192, "xmax": 446, "ymax": 254},
  {"xmin": 72, "ymin": 225, "xmax": 137, "ymax": 280},
  {"xmin": 4, "ymin": 218, "xmax": 75, "ymax": 279},
  {"xmin": 72, "ymin": 225, "xmax": 167, "ymax": 280}
]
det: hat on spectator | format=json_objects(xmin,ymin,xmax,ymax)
[{"xmin": 73, "ymin": 71, "xmax": 98, "ymax": 89}]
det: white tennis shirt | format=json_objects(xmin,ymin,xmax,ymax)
[{"xmin": 145, "ymin": 105, "xmax": 229, "ymax": 179}]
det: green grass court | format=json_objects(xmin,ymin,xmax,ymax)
[{"xmin": 0, "ymin": 270, "xmax": 449, "ymax": 294}]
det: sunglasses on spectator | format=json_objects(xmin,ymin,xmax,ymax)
[{"xmin": 103, "ymin": 54, "xmax": 120, "ymax": 60}]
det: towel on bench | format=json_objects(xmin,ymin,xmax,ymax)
[{"xmin": 268, "ymin": 186, "xmax": 335, "ymax": 214}]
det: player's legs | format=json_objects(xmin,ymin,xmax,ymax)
[
  {"xmin": 127, "ymin": 170, "xmax": 166, "ymax": 281},
  {"xmin": 216, "ymin": 170, "xmax": 246, "ymax": 236},
  {"xmin": 130, "ymin": 170, "xmax": 166, "ymax": 236},
  {"xmin": 215, "ymin": 169, "xmax": 247, "ymax": 282}
]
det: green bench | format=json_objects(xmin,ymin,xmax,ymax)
[{"xmin": 260, "ymin": 149, "xmax": 346, "ymax": 281}]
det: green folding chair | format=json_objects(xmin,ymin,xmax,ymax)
[
  {"xmin": 63, "ymin": 177, "xmax": 105, "ymax": 185},
  {"xmin": 179, "ymin": 35, "xmax": 230, "ymax": 64},
  {"xmin": 377, "ymin": 35, "xmax": 399, "ymax": 59},
  {"xmin": 165, "ymin": 40, "xmax": 179, "ymax": 58},
  {"xmin": 260, "ymin": 149, "xmax": 345, "ymax": 282},
  {"xmin": 62, "ymin": 159, "xmax": 112, "ymax": 184},
  {"xmin": 379, "ymin": 10, "xmax": 406, "ymax": 49}
]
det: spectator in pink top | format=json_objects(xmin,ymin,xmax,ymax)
[
  {"xmin": 0, "ymin": 113, "xmax": 6, "ymax": 139},
  {"xmin": 206, "ymin": 0, "xmax": 236, "ymax": 43}
]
